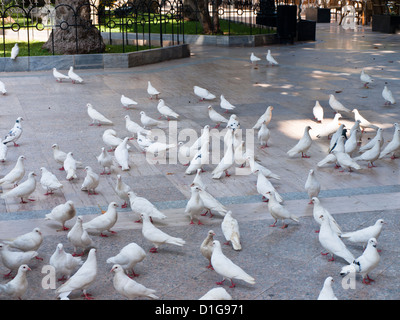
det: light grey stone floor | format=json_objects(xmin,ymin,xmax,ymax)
[{"xmin": 0, "ymin": 22, "xmax": 399, "ymax": 302}]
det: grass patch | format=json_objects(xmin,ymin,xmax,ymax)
[{"xmin": 0, "ymin": 40, "xmax": 155, "ymax": 57}]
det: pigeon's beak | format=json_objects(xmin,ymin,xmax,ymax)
[{"xmin": 27, "ymin": 267, "xmax": 31, "ymax": 271}]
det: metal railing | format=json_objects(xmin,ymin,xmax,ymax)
[{"xmin": 0, "ymin": 0, "xmax": 275, "ymax": 57}]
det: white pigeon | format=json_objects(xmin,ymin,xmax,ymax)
[
  {"xmin": 194, "ymin": 85, "xmax": 216, "ymax": 101},
  {"xmin": 114, "ymin": 174, "xmax": 131, "ymax": 208},
  {"xmin": 317, "ymin": 276, "xmax": 338, "ymax": 300},
  {"xmin": 196, "ymin": 185, "xmax": 228, "ymax": 217},
  {"xmin": 185, "ymin": 141, "xmax": 209, "ymax": 175},
  {"xmin": 0, "ymin": 80, "xmax": 7, "ymax": 95},
  {"xmin": 221, "ymin": 211, "xmax": 241, "ymax": 251},
  {"xmin": 200, "ymin": 230, "xmax": 215, "ymax": 269},
  {"xmin": 140, "ymin": 212, "xmax": 185, "ymax": 253},
  {"xmin": 352, "ymin": 108, "xmax": 379, "ymax": 132},
  {"xmin": 382, "ymin": 85, "xmax": 395, "ymax": 105},
  {"xmin": 212, "ymin": 130, "xmax": 234, "ymax": 179},
  {"xmin": 67, "ymin": 216, "xmax": 95, "ymax": 256},
  {"xmin": 124, "ymin": 115, "xmax": 152, "ymax": 139},
  {"xmin": 120, "ymin": 95, "xmax": 138, "ymax": 109},
  {"xmin": 111, "ymin": 264, "xmax": 159, "ymax": 299},
  {"xmin": 250, "ymin": 52, "xmax": 261, "ymax": 66},
  {"xmin": 56, "ymin": 248, "xmax": 97, "ymax": 300},
  {"xmin": 45, "ymin": 200, "xmax": 76, "ymax": 231},
  {"xmin": 178, "ymin": 141, "xmax": 195, "ymax": 165},
  {"xmin": 64, "ymin": 152, "xmax": 78, "ymax": 180},
  {"xmin": 359, "ymin": 127, "xmax": 384, "ymax": 152},
  {"xmin": 185, "ymin": 185, "xmax": 205, "ymax": 225},
  {"xmin": 0, "ymin": 243, "xmax": 38, "ymax": 277},
  {"xmin": 4, "ymin": 227, "xmax": 43, "ymax": 255},
  {"xmin": 350, "ymin": 120, "xmax": 363, "ymax": 145},
  {"xmin": 3, "ymin": 116, "xmax": 23, "ymax": 147},
  {"xmin": 140, "ymin": 111, "xmax": 163, "ymax": 129},
  {"xmin": 258, "ymin": 122, "xmax": 270, "ymax": 148},
  {"xmin": 304, "ymin": 169, "xmax": 320, "ymax": 203},
  {"xmin": 157, "ymin": 99, "xmax": 180, "ymax": 120},
  {"xmin": 147, "ymin": 81, "xmax": 160, "ymax": 99},
  {"xmin": 287, "ymin": 125, "xmax": 313, "ymax": 158},
  {"xmin": 360, "ymin": 69, "xmax": 373, "ymax": 88},
  {"xmin": 311, "ymin": 197, "xmax": 342, "ymax": 235},
  {"xmin": 0, "ymin": 141, "xmax": 7, "ymax": 162},
  {"xmin": 51, "ymin": 143, "xmax": 68, "ymax": 170},
  {"xmin": 68, "ymin": 66, "xmax": 83, "ymax": 83},
  {"xmin": 353, "ymin": 139, "xmax": 381, "ymax": 168},
  {"xmin": 83, "ymin": 202, "xmax": 119, "ymax": 237},
  {"xmin": 137, "ymin": 132, "xmax": 153, "ymax": 152},
  {"xmin": 127, "ymin": 191, "xmax": 167, "ymax": 222},
  {"xmin": 10, "ymin": 43, "xmax": 19, "ymax": 60},
  {"xmin": 379, "ymin": 123, "xmax": 400, "ymax": 159},
  {"xmin": 211, "ymin": 240, "xmax": 255, "ymax": 288},
  {"xmin": 339, "ymin": 237, "xmax": 380, "ymax": 284},
  {"xmin": 40, "ymin": 167, "xmax": 63, "ymax": 195},
  {"xmin": 328, "ymin": 94, "xmax": 351, "ymax": 114},
  {"xmin": 226, "ymin": 114, "xmax": 240, "ymax": 131},
  {"xmin": 87, "ymin": 103, "xmax": 113, "ymax": 126},
  {"xmin": 114, "ymin": 137, "xmax": 130, "ymax": 171},
  {"xmin": 329, "ymin": 124, "xmax": 346, "ymax": 153},
  {"xmin": 81, "ymin": 166, "xmax": 100, "ymax": 195},
  {"xmin": 189, "ymin": 125, "xmax": 211, "ymax": 154},
  {"xmin": 313, "ymin": 100, "xmax": 324, "ymax": 123},
  {"xmin": 248, "ymin": 156, "xmax": 280, "ymax": 180},
  {"xmin": 97, "ymin": 147, "xmax": 113, "ymax": 175},
  {"xmin": 144, "ymin": 141, "xmax": 176, "ymax": 158},
  {"xmin": 318, "ymin": 214, "xmax": 355, "ymax": 263},
  {"xmin": 220, "ymin": 95, "xmax": 236, "ymax": 113},
  {"xmin": 317, "ymin": 153, "xmax": 337, "ymax": 168},
  {"xmin": 266, "ymin": 191, "xmax": 299, "ymax": 228},
  {"xmin": 1, "ymin": 171, "xmax": 36, "ymax": 204},
  {"xmin": 106, "ymin": 243, "xmax": 146, "ymax": 277},
  {"xmin": 233, "ymin": 141, "xmax": 249, "ymax": 168},
  {"xmin": 316, "ymin": 113, "xmax": 342, "ymax": 139},
  {"xmin": 344, "ymin": 128, "xmax": 360, "ymax": 156},
  {"xmin": 49, "ymin": 243, "xmax": 83, "ymax": 282},
  {"xmin": 266, "ymin": 49, "xmax": 278, "ymax": 66},
  {"xmin": 339, "ymin": 219, "xmax": 385, "ymax": 247},
  {"xmin": 208, "ymin": 105, "xmax": 228, "ymax": 129},
  {"xmin": 53, "ymin": 68, "xmax": 69, "ymax": 82},
  {"xmin": 253, "ymin": 106, "xmax": 273, "ymax": 129},
  {"xmin": 103, "ymin": 128, "xmax": 132, "ymax": 152},
  {"xmin": 0, "ymin": 264, "xmax": 30, "ymax": 300},
  {"xmin": 256, "ymin": 171, "xmax": 283, "ymax": 203},
  {"xmin": 199, "ymin": 287, "xmax": 232, "ymax": 300},
  {"xmin": 333, "ymin": 147, "xmax": 361, "ymax": 172},
  {"xmin": 0, "ymin": 155, "xmax": 25, "ymax": 186}
]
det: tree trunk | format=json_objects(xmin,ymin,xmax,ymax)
[
  {"xmin": 42, "ymin": 0, "xmax": 105, "ymax": 54},
  {"xmin": 195, "ymin": 0, "xmax": 213, "ymax": 34}
]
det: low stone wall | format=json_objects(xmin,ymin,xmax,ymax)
[{"xmin": 0, "ymin": 43, "xmax": 191, "ymax": 72}]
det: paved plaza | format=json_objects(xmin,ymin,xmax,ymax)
[{"xmin": 0, "ymin": 22, "xmax": 399, "ymax": 302}]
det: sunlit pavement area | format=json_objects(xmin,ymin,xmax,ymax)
[{"xmin": 0, "ymin": 21, "xmax": 399, "ymax": 300}]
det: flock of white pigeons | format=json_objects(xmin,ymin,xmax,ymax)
[{"xmin": 0, "ymin": 46, "xmax": 397, "ymax": 301}]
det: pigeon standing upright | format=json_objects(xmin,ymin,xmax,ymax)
[
  {"xmin": 339, "ymin": 238, "xmax": 380, "ymax": 284},
  {"xmin": 352, "ymin": 108, "xmax": 379, "ymax": 132},
  {"xmin": 250, "ymin": 52, "xmax": 261, "ymax": 66},
  {"xmin": 317, "ymin": 276, "xmax": 338, "ymax": 300},
  {"xmin": 67, "ymin": 216, "xmax": 95, "ymax": 256},
  {"xmin": 184, "ymin": 185, "xmax": 205, "ymax": 225},
  {"xmin": 258, "ymin": 122, "xmax": 270, "ymax": 148},
  {"xmin": 220, "ymin": 95, "xmax": 236, "ymax": 113},
  {"xmin": 253, "ymin": 106, "xmax": 273, "ymax": 129},
  {"xmin": 0, "ymin": 80, "xmax": 7, "ymax": 95},
  {"xmin": 49, "ymin": 243, "xmax": 83, "ymax": 282},
  {"xmin": 221, "ymin": 211, "xmax": 241, "ymax": 251},
  {"xmin": 382, "ymin": 85, "xmax": 396, "ymax": 105},
  {"xmin": 360, "ymin": 69, "xmax": 373, "ymax": 88},
  {"xmin": 313, "ymin": 101, "xmax": 324, "ymax": 123},
  {"xmin": 1, "ymin": 172, "xmax": 37, "ymax": 204},
  {"xmin": 114, "ymin": 174, "xmax": 131, "ymax": 208},
  {"xmin": 114, "ymin": 137, "xmax": 130, "ymax": 171},
  {"xmin": 266, "ymin": 191, "xmax": 299, "ymax": 228},
  {"xmin": 64, "ymin": 152, "xmax": 78, "ymax": 181},
  {"xmin": 266, "ymin": 49, "xmax": 278, "ymax": 66},
  {"xmin": 68, "ymin": 66, "xmax": 83, "ymax": 83},
  {"xmin": 39, "ymin": 167, "xmax": 63, "ymax": 195},
  {"xmin": 157, "ymin": 99, "xmax": 180, "ymax": 120},
  {"xmin": 10, "ymin": 43, "xmax": 19, "ymax": 60},
  {"xmin": 147, "ymin": 81, "xmax": 160, "ymax": 99},
  {"xmin": 83, "ymin": 202, "xmax": 119, "ymax": 237},
  {"xmin": 3, "ymin": 117, "xmax": 23, "ymax": 147},
  {"xmin": 207, "ymin": 105, "xmax": 228, "ymax": 128},
  {"xmin": 304, "ymin": 169, "xmax": 320, "ymax": 204},
  {"xmin": 287, "ymin": 125, "xmax": 313, "ymax": 158},
  {"xmin": 97, "ymin": 147, "xmax": 113, "ymax": 175},
  {"xmin": 0, "ymin": 264, "xmax": 30, "ymax": 300},
  {"xmin": 56, "ymin": 248, "xmax": 97, "ymax": 300},
  {"xmin": 0, "ymin": 155, "xmax": 25, "ymax": 187},
  {"xmin": 311, "ymin": 197, "xmax": 342, "ymax": 235},
  {"xmin": 200, "ymin": 230, "xmax": 215, "ymax": 269},
  {"xmin": 353, "ymin": 139, "xmax": 382, "ymax": 168},
  {"xmin": 81, "ymin": 166, "xmax": 100, "ymax": 195},
  {"xmin": 379, "ymin": 123, "xmax": 400, "ymax": 159}
]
